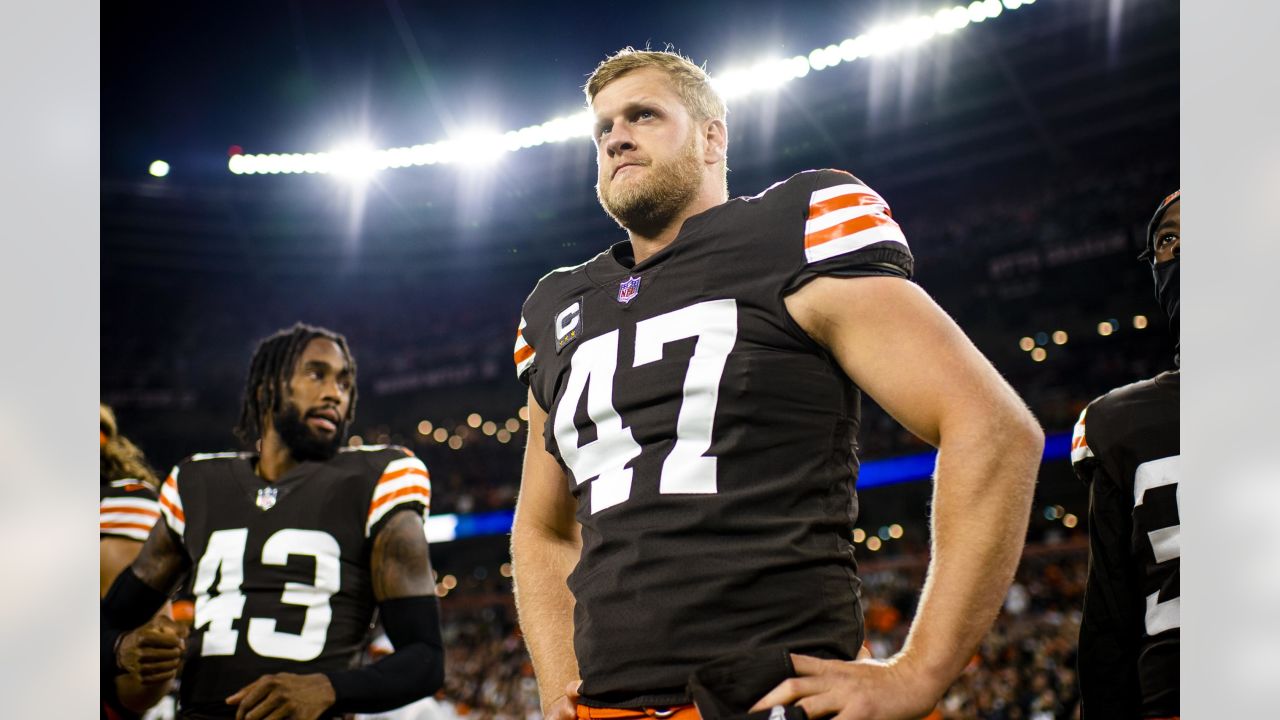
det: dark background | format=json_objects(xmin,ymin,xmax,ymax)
[{"xmin": 102, "ymin": 0, "xmax": 1179, "ymax": 569}]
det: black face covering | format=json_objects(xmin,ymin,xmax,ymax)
[{"xmin": 1152, "ymin": 257, "xmax": 1179, "ymax": 363}]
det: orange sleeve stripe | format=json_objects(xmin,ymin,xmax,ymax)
[
  {"xmin": 1071, "ymin": 435, "xmax": 1087, "ymax": 449},
  {"xmin": 100, "ymin": 521, "xmax": 155, "ymax": 533},
  {"xmin": 100, "ymin": 507, "xmax": 160, "ymax": 519},
  {"xmin": 159, "ymin": 494, "xmax": 185, "ymax": 523},
  {"xmin": 804, "ymin": 213, "xmax": 898, "ymax": 249},
  {"xmin": 377, "ymin": 466, "xmax": 431, "ymax": 486},
  {"xmin": 808, "ymin": 191, "xmax": 889, "ymax": 220},
  {"xmin": 367, "ymin": 485, "xmax": 432, "ymax": 518},
  {"xmin": 514, "ymin": 345, "xmax": 535, "ymax": 365}
]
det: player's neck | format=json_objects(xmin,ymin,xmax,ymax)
[
  {"xmin": 256, "ymin": 428, "xmax": 297, "ymax": 482},
  {"xmin": 628, "ymin": 184, "xmax": 726, "ymax": 264}
]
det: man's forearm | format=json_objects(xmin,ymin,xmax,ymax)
[
  {"xmin": 512, "ymin": 528, "xmax": 581, "ymax": 711},
  {"xmin": 897, "ymin": 410, "xmax": 1042, "ymax": 687}
]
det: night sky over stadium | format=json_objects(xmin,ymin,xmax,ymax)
[{"xmin": 104, "ymin": 0, "xmax": 904, "ymax": 182}]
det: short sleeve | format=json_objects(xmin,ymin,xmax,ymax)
[
  {"xmin": 157, "ymin": 465, "xmax": 186, "ymax": 540},
  {"xmin": 366, "ymin": 449, "xmax": 432, "ymax": 539},
  {"xmin": 514, "ymin": 314, "xmax": 536, "ymax": 384},
  {"xmin": 793, "ymin": 169, "xmax": 914, "ymax": 285},
  {"xmin": 99, "ymin": 479, "xmax": 160, "ymax": 542},
  {"xmin": 1072, "ymin": 406, "xmax": 1095, "ymax": 462}
]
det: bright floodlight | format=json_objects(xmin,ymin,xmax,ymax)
[
  {"xmin": 229, "ymin": 0, "xmax": 1040, "ymax": 176},
  {"xmin": 149, "ymin": 160, "xmax": 170, "ymax": 177},
  {"xmin": 443, "ymin": 130, "xmax": 508, "ymax": 167},
  {"xmin": 329, "ymin": 143, "xmax": 379, "ymax": 180}
]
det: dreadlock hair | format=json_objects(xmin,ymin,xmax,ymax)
[
  {"xmin": 101, "ymin": 403, "xmax": 160, "ymax": 490},
  {"xmin": 234, "ymin": 323, "xmax": 358, "ymax": 448}
]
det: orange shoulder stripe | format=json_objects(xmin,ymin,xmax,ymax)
[
  {"xmin": 804, "ymin": 213, "xmax": 897, "ymax": 249},
  {"xmin": 378, "ymin": 465, "xmax": 430, "ymax": 486},
  {"xmin": 158, "ymin": 494, "xmax": 185, "ymax": 523},
  {"xmin": 367, "ymin": 485, "xmax": 431, "ymax": 518},
  {"xmin": 808, "ymin": 191, "xmax": 887, "ymax": 220}
]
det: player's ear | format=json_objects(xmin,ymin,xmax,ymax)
[{"xmin": 702, "ymin": 118, "xmax": 727, "ymax": 165}]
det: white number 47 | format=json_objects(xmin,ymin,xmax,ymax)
[{"xmin": 552, "ymin": 299, "xmax": 738, "ymax": 514}]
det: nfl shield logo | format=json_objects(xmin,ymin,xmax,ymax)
[
  {"xmin": 618, "ymin": 275, "xmax": 642, "ymax": 304},
  {"xmin": 256, "ymin": 487, "xmax": 278, "ymax": 511}
]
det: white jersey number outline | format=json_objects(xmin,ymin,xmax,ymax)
[
  {"xmin": 553, "ymin": 299, "xmax": 738, "ymax": 513},
  {"xmin": 1134, "ymin": 455, "xmax": 1180, "ymax": 635},
  {"xmin": 192, "ymin": 528, "xmax": 341, "ymax": 660}
]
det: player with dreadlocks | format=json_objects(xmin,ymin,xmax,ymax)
[
  {"xmin": 102, "ymin": 323, "xmax": 446, "ymax": 719},
  {"xmin": 100, "ymin": 402, "xmax": 185, "ymax": 720}
]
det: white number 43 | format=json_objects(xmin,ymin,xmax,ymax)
[{"xmin": 192, "ymin": 528, "xmax": 340, "ymax": 661}]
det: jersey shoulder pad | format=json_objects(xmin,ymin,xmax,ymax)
[
  {"xmin": 515, "ymin": 250, "xmax": 609, "ymax": 382},
  {"xmin": 357, "ymin": 445, "xmax": 431, "ymax": 538},
  {"xmin": 338, "ymin": 443, "xmax": 418, "ymax": 472},
  {"xmin": 800, "ymin": 169, "xmax": 910, "ymax": 267},
  {"xmin": 748, "ymin": 169, "xmax": 913, "ymax": 282},
  {"xmin": 1071, "ymin": 399, "xmax": 1103, "ymax": 468},
  {"xmin": 1073, "ymin": 375, "xmax": 1168, "ymax": 471},
  {"xmin": 159, "ymin": 450, "xmax": 244, "ymax": 536}
]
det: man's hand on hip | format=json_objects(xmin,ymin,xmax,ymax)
[{"xmin": 749, "ymin": 654, "xmax": 942, "ymax": 720}]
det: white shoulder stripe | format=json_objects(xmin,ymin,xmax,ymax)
[
  {"xmin": 100, "ymin": 525, "xmax": 152, "ymax": 542},
  {"xmin": 366, "ymin": 493, "xmax": 431, "ymax": 537},
  {"xmin": 189, "ymin": 451, "xmax": 241, "ymax": 462},
  {"xmin": 379, "ymin": 455, "xmax": 428, "ymax": 479},
  {"xmin": 100, "ymin": 497, "xmax": 160, "ymax": 513},
  {"xmin": 1070, "ymin": 408, "xmax": 1094, "ymax": 464},
  {"xmin": 805, "ymin": 203, "xmax": 886, "ymax": 235},
  {"xmin": 158, "ymin": 466, "xmax": 185, "ymax": 537},
  {"xmin": 805, "ymin": 224, "xmax": 908, "ymax": 264},
  {"xmin": 341, "ymin": 444, "xmax": 390, "ymax": 453},
  {"xmin": 374, "ymin": 475, "xmax": 432, "ymax": 501},
  {"xmin": 517, "ymin": 353, "xmax": 535, "ymax": 377},
  {"xmin": 809, "ymin": 182, "xmax": 884, "ymax": 205}
]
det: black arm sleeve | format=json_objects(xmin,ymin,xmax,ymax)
[
  {"xmin": 324, "ymin": 595, "xmax": 446, "ymax": 714},
  {"xmin": 101, "ymin": 567, "xmax": 170, "ymax": 681}
]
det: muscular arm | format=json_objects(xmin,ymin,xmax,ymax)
[
  {"xmin": 768, "ymin": 276, "xmax": 1043, "ymax": 715},
  {"xmin": 101, "ymin": 525, "xmax": 188, "ymax": 714},
  {"xmin": 511, "ymin": 389, "xmax": 583, "ymax": 717},
  {"xmin": 124, "ymin": 519, "xmax": 190, "ymax": 596},
  {"xmin": 370, "ymin": 509, "xmax": 437, "ymax": 600}
]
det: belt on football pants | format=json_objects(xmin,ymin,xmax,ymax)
[{"xmin": 576, "ymin": 703, "xmax": 700, "ymax": 720}]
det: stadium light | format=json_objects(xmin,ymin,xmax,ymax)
[
  {"xmin": 149, "ymin": 160, "xmax": 170, "ymax": 177},
  {"xmin": 227, "ymin": 0, "xmax": 1042, "ymax": 176}
]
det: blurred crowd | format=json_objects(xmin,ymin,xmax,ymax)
[{"xmin": 421, "ymin": 541, "xmax": 1090, "ymax": 720}]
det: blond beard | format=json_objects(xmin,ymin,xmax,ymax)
[{"xmin": 596, "ymin": 134, "xmax": 703, "ymax": 237}]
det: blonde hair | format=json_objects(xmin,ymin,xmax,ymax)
[
  {"xmin": 585, "ymin": 48, "xmax": 727, "ymax": 123},
  {"xmin": 100, "ymin": 403, "xmax": 160, "ymax": 490}
]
